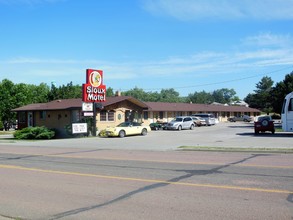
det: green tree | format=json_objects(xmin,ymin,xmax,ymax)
[
  {"xmin": 187, "ymin": 90, "xmax": 214, "ymax": 104},
  {"xmin": 0, "ymin": 79, "xmax": 15, "ymax": 123},
  {"xmin": 0, "ymin": 80, "xmax": 48, "ymax": 123},
  {"xmin": 270, "ymin": 72, "xmax": 293, "ymax": 114},
  {"xmin": 47, "ymin": 82, "xmax": 82, "ymax": 101},
  {"xmin": 244, "ymin": 76, "xmax": 274, "ymax": 113},
  {"xmin": 212, "ymin": 88, "xmax": 237, "ymax": 104},
  {"xmin": 159, "ymin": 88, "xmax": 182, "ymax": 102},
  {"xmin": 122, "ymin": 87, "xmax": 148, "ymax": 101},
  {"xmin": 106, "ymin": 87, "xmax": 114, "ymax": 97}
]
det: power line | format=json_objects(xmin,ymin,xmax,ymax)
[{"xmin": 116, "ymin": 66, "xmax": 292, "ymax": 92}]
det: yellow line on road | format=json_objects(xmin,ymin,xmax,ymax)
[
  {"xmin": 0, "ymin": 164, "xmax": 292, "ymax": 194},
  {"xmin": 1, "ymin": 151, "xmax": 293, "ymax": 169}
]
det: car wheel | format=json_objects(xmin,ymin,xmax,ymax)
[
  {"xmin": 178, "ymin": 125, "xmax": 182, "ymax": 131},
  {"xmin": 141, "ymin": 128, "xmax": 147, "ymax": 136},
  {"xmin": 190, "ymin": 124, "xmax": 194, "ymax": 130},
  {"xmin": 119, "ymin": 130, "xmax": 125, "ymax": 138}
]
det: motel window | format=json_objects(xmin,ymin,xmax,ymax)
[
  {"xmin": 100, "ymin": 111, "xmax": 107, "ymax": 121},
  {"xmin": 159, "ymin": 111, "xmax": 164, "ymax": 119},
  {"xmin": 72, "ymin": 110, "xmax": 82, "ymax": 123},
  {"xmin": 19, "ymin": 112, "xmax": 26, "ymax": 123},
  {"xmin": 144, "ymin": 111, "xmax": 148, "ymax": 120},
  {"xmin": 40, "ymin": 111, "xmax": 46, "ymax": 120},
  {"xmin": 100, "ymin": 111, "xmax": 115, "ymax": 121},
  {"xmin": 176, "ymin": 112, "xmax": 182, "ymax": 116},
  {"xmin": 108, "ymin": 111, "xmax": 114, "ymax": 121}
]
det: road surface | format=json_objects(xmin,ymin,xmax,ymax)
[{"xmin": 0, "ymin": 148, "xmax": 292, "ymax": 220}]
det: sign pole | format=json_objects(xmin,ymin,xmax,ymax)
[{"xmin": 93, "ymin": 104, "xmax": 97, "ymax": 136}]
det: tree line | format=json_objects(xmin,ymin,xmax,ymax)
[
  {"xmin": 0, "ymin": 71, "xmax": 292, "ymax": 126},
  {"xmin": 244, "ymin": 72, "xmax": 293, "ymax": 114}
]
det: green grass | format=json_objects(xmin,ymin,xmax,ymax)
[{"xmin": 0, "ymin": 131, "xmax": 14, "ymax": 135}]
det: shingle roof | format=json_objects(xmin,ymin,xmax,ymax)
[
  {"xmin": 12, "ymin": 97, "xmax": 260, "ymax": 113},
  {"xmin": 12, "ymin": 96, "xmax": 148, "ymax": 111},
  {"xmin": 144, "ymin": 102, "xmax": 260, "ymax": 113}
]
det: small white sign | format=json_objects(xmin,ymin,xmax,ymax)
[
  {"xmin": 82, "ymin": 102, "xmax": 93, "ymax": 111},
  {"xmin": 84, "ymin": 112, "xmax": 94, "ymax": 117},
  {"xmin": 72, "ymin": 123, "xmax": 87, "ymax": 134}
]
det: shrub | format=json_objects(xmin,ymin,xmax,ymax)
[
  {"xmin": 99, "ymin": 129, "xmax": 108, "ymax": 137},
  {"xmin": 14, "ymin": 126, "xmax": 55, "ymax": 140}
]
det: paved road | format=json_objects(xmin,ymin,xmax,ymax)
[
  {"xmin": 0, "ymin": 122, "xmax": 292, "ymax": 219},
  {"xmin": 0, "ymin": 149, "xmax": 292, "ymax": 220},
  {"xmin": 0, "ymin": 122, "xmax": 292, "ymax": 151}
]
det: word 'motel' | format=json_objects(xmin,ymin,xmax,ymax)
[{"xmin": 82, "ymin": 69, "xmax": 106, "ymax": 102}]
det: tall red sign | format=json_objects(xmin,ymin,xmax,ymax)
[{"xmin": 82, "ymin": 69, "xmax": 106, "ymax": 102}]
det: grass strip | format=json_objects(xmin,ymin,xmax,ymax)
[{"xmin": 179, "ymin": 146, "xmax": 293, "ymax": 153}]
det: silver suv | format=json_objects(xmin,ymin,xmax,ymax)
[{"xmin": 167, "ymin": 116, "xmax": 195, "ymax": 130}]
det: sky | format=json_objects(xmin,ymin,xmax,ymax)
[{"xmin": 1, "ymin": 0, "xmax": 293, "ymax": 99}]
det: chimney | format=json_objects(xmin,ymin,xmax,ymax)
[{"xmin": 115, "ymin": 91, "xmax": 121, "ymax": 96}]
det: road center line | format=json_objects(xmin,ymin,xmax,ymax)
[
  {"xmin": 1, "ymin": 151, "xmax": 293, "ymax": 169},
  {"xmin": 0, "ymin": 164, "xmax": 292, "ymax": 194}
]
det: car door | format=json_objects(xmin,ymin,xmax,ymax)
[
  {"xmin": 128, "ymin": 122, "xmax": 141, "ymax": 135},
  {"xmin": 183, "ymin": 117, "xmax": 191, "ymax": 129}
]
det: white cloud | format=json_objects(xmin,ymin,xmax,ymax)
[
  {"xmin": 142, "ymin": 0, "xmax": 293, "ymax": 21},
  {"xmin": 1, "ymin": 33, "xmax": 293, "ymax": 90},
  {"xmin": 241, "ymin": 33, "xmax": 292, "ymax": 48}
]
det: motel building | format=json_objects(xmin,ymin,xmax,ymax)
[{"xmin": 12, "ymin": 94, "xmax": 261, "ymax": 137}]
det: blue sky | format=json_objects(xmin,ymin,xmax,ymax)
[{"xmin": 1, "ymin": 0, "xmax": 293, "ymax": 99}]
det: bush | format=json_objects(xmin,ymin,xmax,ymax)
[
  {"xmin": 99, "ymin": 129, "xmax": 108, "ymax": 137},
  {"xmin": 14, "ymin": 126, "xmax": 55, "ymax": 140}
]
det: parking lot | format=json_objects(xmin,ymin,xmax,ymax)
[{"xmin": 1, "ymin": 122, "xmax": 292, "ymax": 151}]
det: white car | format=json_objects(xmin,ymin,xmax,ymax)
[
  {"xmin": 166, "ymin": 116, "xmax": 195, "ymax": 130},
  {"xmin": 105, "ymin": 122, "xmax": 151, "ymax": 138},
  {"xmin": 192, "ymin": 116, "xmax": 207, "ymax": 126}
]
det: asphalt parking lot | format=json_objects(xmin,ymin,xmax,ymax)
[{"xmin": 1, "ymin": 122, "xmax": 292, "ymax": 151}]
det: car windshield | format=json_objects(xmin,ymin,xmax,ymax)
[{"xmin": 117, "ymin": 122, "xmax": 131, "ymax": 127}]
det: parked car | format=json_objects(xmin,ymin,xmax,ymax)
[
  {"xmin": 191, "ymin": 116, "xmax": 206, "ymax": 126},
  {"xmin": 228, "ymin": 115, "xmax": 252, "ymax": 122},
  {"xmin": 254, "ymin": 116, "xmax": 275, "ymax": 134},
  {"xmin": 149, "ymin": 122, "xmax": 167, "ymax": 130},
  {"xmin": 166, "ymin": 116, "xmax": 195, "ymax": 130},
  {"xmin": 192, "ymin": 114, "xmax": 216, "ymax": 126},
  {"xmin": 105, "ymin": 122, "xmax": 151, "ymax": 138}
]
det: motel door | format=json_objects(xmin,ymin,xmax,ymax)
[
  {"xmin": 125, "ymin": 110, "xmax": 134, "ymax": 122},
  {"xmin": 28, "ymin": 112, "xmax": 34, "ymax": 127}
]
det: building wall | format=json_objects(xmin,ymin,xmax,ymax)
[
  {"xmin": 142, "ymin": 110, "xmax": 259, "ymax": 124},
  {"xmin": 34, "ymin": 110, "xmax": 72, "ymax": 137},
  {"xmin": 35, "ymin": 110, "xmax": 71, "ymax": 129}
]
